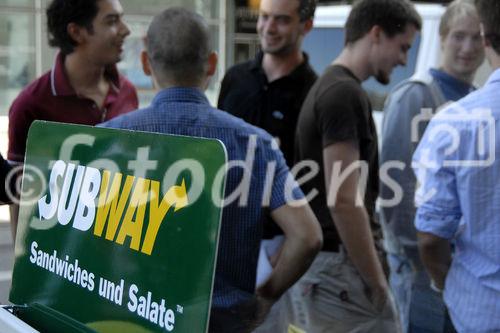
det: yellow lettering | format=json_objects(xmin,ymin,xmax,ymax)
[
  {"xmin": 116, "ymin": 178, "xmax": 150, "ymax": 251},
  {"xmin": 141, "ymin": 179, "xmax": 188, "ymax": 255},
  {"xmin": 94, "ymin": 172, "xmax": 134, "ymax": 241}
]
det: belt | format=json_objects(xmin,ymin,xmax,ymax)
[{"xmin": 322, "ymin": 242, "xmax": 341, "ymax": 252}]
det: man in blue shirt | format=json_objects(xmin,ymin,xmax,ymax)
[
  {"xmin": 101, "ymin": 7, "xmax": 322, "ymax": 333},
  {"xmin": 413, "ymin": 0, "xmax": 500, "ymax": 331},
  {"xmin": 380, "ymin": 1, "xmax": 485, "ymax": 331}
]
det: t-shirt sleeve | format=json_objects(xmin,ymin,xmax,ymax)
[
  {"xmin": 8, "ymin": 95, "xmax": 35, "ymax": 163},
  {"xmin": 316, "ymin": 81, "xmax": 364, "ymax": 148}
]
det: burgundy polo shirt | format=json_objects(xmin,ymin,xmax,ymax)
[{"xmin": 7, "ymin": 53, "xmax": 139, "ymax": 162}]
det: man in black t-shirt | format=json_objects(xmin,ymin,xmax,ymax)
[{"xmin": 291, "ymin": 0, "xmax": 421, "ymax": 331}]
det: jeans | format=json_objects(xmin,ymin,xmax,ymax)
[{"xmin": 388, "ymin": 253, "xmax": 456, "ymax": 333}]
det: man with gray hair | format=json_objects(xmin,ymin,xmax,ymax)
[
  {"xmin": 380, "ymin": 1, "xmax": 484, "ymax": 331},
  {"xmin": 101, "ymin": 7, "xmax": 322, "ymax": 333}
]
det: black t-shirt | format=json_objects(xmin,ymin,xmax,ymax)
[
  {"xmin": 295, "ymin": 65, "xmax": 380, "ymax": 249},
  {"xmin": 218, "ymin": 52, "xmax": 317, "ymax": 167}
]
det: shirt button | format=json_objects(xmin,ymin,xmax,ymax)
[
  {"xmin": 263, "ymin": 85, "xmax": 268, "ymax": 91},
  {"xmin": 92, "ymin": 104, "xmax": 97, "ymax": 109}
]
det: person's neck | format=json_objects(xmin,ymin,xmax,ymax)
[
  {"xmin": 262, "ymin": 50, "xmax": 304, "ymax": 83},
  {"xmin": 64, "ymin": 52, "xmax": 108, "ymax": 93},
  {"xmin": 333, "ymin": 45, "xmax": 371, "ymax": 82},
  {"xmin": 154, "ymin": 76, "xmax": 206, "ymax": 92}
]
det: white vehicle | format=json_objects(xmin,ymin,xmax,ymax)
[{"xmin": 303, "ymin": 3, "xmax": 446, "ymax": 112}]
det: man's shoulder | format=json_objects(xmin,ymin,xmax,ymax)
[
  {"xmin": 102, "ymin": 102, "xmax": 275, "ymax": 142},
  {"xmin": 299, "ymin": 56, "xmax": 318, "ymax": 81},
  {"xmin": 228, "ymin": 59, "xmax": 255, "ymax": 72},
  {"xmin": 100, "ymin": 106, "xmax": 146, "ymax": 128},
  {"xmin": 388, "ymin": 72, "xmax": 436, "ymax": 101},
  {"xmin": 9, "ymin": 71, "xmax": 52, "ymax": 114},
  {"xmin": 210, "ymin": 106, "xmax": 275, "ymax": 140},
  {"xmin": 14, "ymin": 71, "xmax": 52, "ymax": 102},
  {"xmin": 224, "ymin": 60, "xmax": 255, "ymax": 79},
  {"xmin": 315, "ymin": 71, "xmax": 363, "ymax": 101}
]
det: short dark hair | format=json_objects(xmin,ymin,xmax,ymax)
[
  {"xmin": 298, "ymin": 0, "xmax": 317, "ymax": 22},
  {"xmin": 475, "ymin": 0, "xmax": 500, "ymax": 55},
  {"xmin": 345, "ymin": 0, "xmax": 422, "ymax": 45},
  {"xmin": 146, "ymin": 7, "xmax": 211, "ymax": 86},
  {"xmin": 46, "ymin": 0, "xmax": 100, "ymax": 55}
]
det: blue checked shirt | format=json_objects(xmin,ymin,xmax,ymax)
[
  {"xmin": 413, "ymin": 69, "xmax": 500, "ymax": 332},
  {"xmin": 101, "ymin": 87, "xmax": 303, "ymax": 310}
]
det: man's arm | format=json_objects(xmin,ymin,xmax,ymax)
[
  {"xmin": 417, "ymin": 231, "xmax": 452, "ymax": 290},
  {"xmin": 256, "ymin": 203, "xmax": 322, "ymax": 300},
  {"xmin": 323, "ymin": 141, "xmax": 388, "ymax": 309}
]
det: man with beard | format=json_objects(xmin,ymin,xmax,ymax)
[
  {"xmin": 292, "ymin": 0, "xmax": 421, "ymax": 331},
  {"xmin": 7, "ymin": 0, "xmax": 138, "ymax": 239}
]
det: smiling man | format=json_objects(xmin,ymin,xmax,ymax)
[
  {"xmin": 380, "ymin": 1, "xmax": 484, "ymax": 331},
  {"xmin": 7, "ymin": 0, "xmax": 138, "ymax": 239},
  {"xmin": 218, "ymin": 0, "xmax": 317, "ymax": 168},
  {"xmin": 292, "ymin": 0, "xmax": 421, "ymax": 331}
]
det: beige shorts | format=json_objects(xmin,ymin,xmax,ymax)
[{"xmin": 255, "ymin": 250, "xmax": 401, "ymax": 333}]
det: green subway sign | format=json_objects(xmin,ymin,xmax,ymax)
[{"xmin": 10, "ymin": 121, "xmax": 227, "ymax": 333}]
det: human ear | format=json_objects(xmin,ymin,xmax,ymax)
[
  {"xmin": 67, "ymin": 22, "xmax": 87, "ymax": 45},
  {"xmin": 207, "ymin": 51, "xmax": 218, "ymax": 77},
  {"xmin": 140, "ymin": 50, "xmax": 152, "ymax": 76}
]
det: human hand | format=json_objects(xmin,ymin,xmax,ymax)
[
  {"xmin": 235, "ymin": 294, "xmax": 276, "ymax": 332},
  {"xmin": 366, "ymin": 284, "xmax": 389, "ymax": 313}
]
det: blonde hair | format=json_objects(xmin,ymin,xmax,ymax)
[{"xmin": 439, "ymin": 0, "xmax": 479, "ymax": 37}]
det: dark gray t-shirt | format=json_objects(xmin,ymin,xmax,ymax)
[{"xmin": 295, "ymin": 65, "xmax": 380, "ymax": 249}]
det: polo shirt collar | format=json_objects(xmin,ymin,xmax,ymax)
[
  {"xmin": 250, "ymin": 51, "xmax": 313, "ymax": 83},
  {"xmin": 50, "ymin": 52, "xmax": 121, "ymax": 97},
  {"xmin": 250, "ymin": 51, "xmax": 265, "ymax": 71}
]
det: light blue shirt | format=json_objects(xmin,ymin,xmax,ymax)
[{"xmin": 413, "ymin": 69, "xmax": 500, "ymax": 333}]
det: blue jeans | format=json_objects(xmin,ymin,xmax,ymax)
[{"xmin": 388, "ymin": 253, "xmax": 455, "ymax": 333}]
